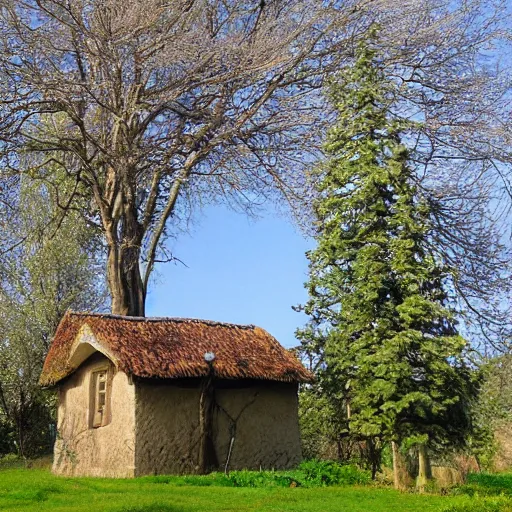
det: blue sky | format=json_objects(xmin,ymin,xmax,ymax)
[{"xmin": 145, "ymin": 206, "xmax": 312, "ymax": 348}]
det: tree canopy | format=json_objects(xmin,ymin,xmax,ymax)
[
  {"xmin": 297, "ymin": 38, "xmax": 476, "ymax": 486},
  {"xmin": 0, "ymin": 0, "xmax": 505, "ymax": 316},
  {"xmin": 0, "ymin": 173, "xmax": 106, "ymax": 457}
]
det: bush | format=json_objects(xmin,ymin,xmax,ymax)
[
  {"xmin": 467, "ymin": 473, "xmax": 512, "ymax": 494},
  {"xmin": 0, "ymin": 420, "xmax": 15, "ymax": 456},
  {"xmin": 137, "ymin": 461, "xmax": 372, "ymax": 489},
  {"xmin": 225, "ymin": 470, "xmax": 300, "ymax": 488},
  {"xmin": 447, "ymin": 473, "xmax": 512, "ymax": 511},
  {"xmin": 138, "ymin": 471, "xmax": 299, "ymax": 488},
  {"xmin": 298, "ymin": 460, "xmax": 371, "ymax": 486},
  {"xmin": 451, "ymin": 473, "xmax": 512, "ymax": 498},
  {"xmin": 0, "ymin": 454, "xmax": 24, "ymax": 469}
]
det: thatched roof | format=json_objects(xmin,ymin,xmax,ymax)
[{"xmin": 40, "ymin": 311, "xmax": 313, "ymax": 386}]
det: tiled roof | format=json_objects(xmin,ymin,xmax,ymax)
[{"xmin": 39, "ymin": 311, "xmax": 314, "ymax": 386}]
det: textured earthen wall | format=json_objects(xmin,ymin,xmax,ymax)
[
  {"xmin": 214, "ymin": 382, "xmax": 302, "ymax": 471},
  {"xmin": 53, "ymin": 353, "xmax": 136, "ymax": 477},
  {"xmin": 134, "ymin": 380, "xmax": 201, "ymax": 475},
  {"xmin": 134, "ymin": 379, "xmax": 302, "ymax": 475}
]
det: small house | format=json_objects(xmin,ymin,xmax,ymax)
[{"xmin": 40, "ymin": 312, "xmax": 313, "ymax": 477}]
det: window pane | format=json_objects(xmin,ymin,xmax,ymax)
[{"xmin": 92, "ymin": 369, "xmax": 109, "ymax": 428}]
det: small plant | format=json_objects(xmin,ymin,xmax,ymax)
[
  {"xmin": 224, "ymin": 470, "xmax": 300, "ymax": 488},
  {"xmin": 298, "ymin": 460, "xmax": 372, "ymax": 486},
  {"xmin": 138, "ymin": 473, "xmax": 233, "ymax": 487}
]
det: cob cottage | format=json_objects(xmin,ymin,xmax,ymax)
[{"xmin": 40, "ymin": 312, "xmax": 313, "ymax": 477}]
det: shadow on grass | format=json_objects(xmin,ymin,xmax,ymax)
[{"xmin": 119, "ymin": 506, "xmax": 187, "ymax": 512}]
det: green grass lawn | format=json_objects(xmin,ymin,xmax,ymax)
[{"xmin": 0, "ymin": 467, "xmax": 502, "ymax": 512}]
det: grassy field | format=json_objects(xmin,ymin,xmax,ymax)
[{"xmin": 2, "ymin": 467, "xmax": 512, "ymax": 512}]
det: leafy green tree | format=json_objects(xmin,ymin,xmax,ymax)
[
  {"xmin": 0, "ymin": 175, "xmax": 106, "ymax": 458},
  {"xmin": 299, "ymin": 386, "xmax": 345, "ymax": 461},
  {"xmin": 468, "ymin": 354, "xmax": 512, "ymax": 469},
  {"xmin": 297, "ymin": 37, "xmax": 475, "ymax": 488}
]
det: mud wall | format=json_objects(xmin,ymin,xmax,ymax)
[
  {"xmin": 134, "ymin": 379, "xmax": 302, "ymax": 476},
  {"xmin": 53, "ymin": 353, "xmax": 136, "ymax": 477},
  {"xmin": 134, "ymin": 380, "xmax": 201, "ymax": 475}
]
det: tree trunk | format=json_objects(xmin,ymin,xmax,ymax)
[
  {"xmin": 107, "ymin": 241, "xmax": 145, "ymax": 316},
  {"xmin": 416, "ymin": 444, "xmax": 432, "ymax": 492},
  {"xmin": 367, "ymin": 438, "xmax": 380, "ymax": 480},
  {"xmin": 105, "ymin": 186, "xmax": 146, "ymax": 316},
  {"xmin": 392, "ymin": 441, "xmax": 412, "ymax": 490},
  {"xmin": 198, "ymin": 369, "xmax": 217, "ymax": 474}
]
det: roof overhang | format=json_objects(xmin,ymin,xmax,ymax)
[{"xmin": 67, "ymin": 324, "xmax": 117, "ymax": 369}]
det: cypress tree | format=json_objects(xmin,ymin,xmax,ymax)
[{"xmin": 297, "ymin": 36, "xmax": 475, "ymax": 488}]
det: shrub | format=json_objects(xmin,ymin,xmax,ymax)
[
  {"xmin": 137, "ymin": 461, "xmax": 372, "ymax": 489},
  {"xmin": 467, "ymin": 473, "xmax": 512, "ymax": 494},
  {"xmin": 298, "ymin": 459, "xmax": 371, "ymax": 486},
  {"xmin": 0, "ymin": 420, "xmax": 15, "ymax": 456},
  {"xmin": 225, "ymin": 470, "xmax": 300, "ymax": 488},
  {"xmin": 0, "ymin": 454, "xmax": 25, "ymax": 469},
  {"xmin": 451, "ymin": 473, "xmax": 512, "ymax": 498}
]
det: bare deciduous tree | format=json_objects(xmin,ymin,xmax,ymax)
[
  {"xmin": 0, "ymin": 0, "xmax": 504, "ymax": 316},
  {"xmin": 398, "ymin": 23, "xmax": 512, "ymax": 353}
]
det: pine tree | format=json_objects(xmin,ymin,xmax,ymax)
[{"xmin": 297, "ymin": 36, "xmax": 475, "ymax": 488}]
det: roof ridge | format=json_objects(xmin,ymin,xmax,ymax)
[{"xmin": 67, "ymin": 311, "xmax": 257, "ymax": 330}]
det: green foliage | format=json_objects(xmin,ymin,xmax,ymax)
[
  {"xmin": 469, "ymin": 473, "xmax": 512, "ymax": 490},
  {"xmin": 452, "ymin": 473, "xmax": 512, "ymax": 498},
  {"xmin": 479, "ymin": 356, "xmax": 512, "ymax": 423},
  {"xmin": 0, "ymin": 453, "xmax": 25, "ymax": 469},
  {"xmin": 0, "ymin": 467, "xmax": 487, "ymax": 511},
  {"xmin": 298, "ymin": 460, "xmax": 371, "ymax": 486},
  {"xmin": 224, "ymin": 470, "xmax": 300, "ymax": 488},
  {"xmin": 137, "ymin": 462, "xmax": 370, "ymax": 489},
  {"xmin": 0, "ymin": 420, "xmax": 15, "ymax": 455},
  {"xmin": 446, "ymin": 472, "xmax": 512, "ymax": 511},
  {"xmin": 298, "ymin": 386, "xmax": 346, "ymax": 460},
  {"xmin": 469, "ymin": 355, "xmax": 512, "ymax": 468},
  {"xmin": 0, "ymin": 173, "xmax": 106, "ymax": 457},
  {"xmin": 296, "ymin": 34, "xmax": 476, "ymax": 463},
  {"xmin": 441, "ymin": 497, "xmax": 512, "ymax": 512}
]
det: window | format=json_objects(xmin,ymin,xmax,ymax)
[{"xmin": 91, "ymin": 368, "xmax": 111, "ymax": 428}]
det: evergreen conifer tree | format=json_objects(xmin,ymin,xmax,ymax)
[{"xmin": 297, "ymin": 35, "xmax": 475, "ymax": 488}]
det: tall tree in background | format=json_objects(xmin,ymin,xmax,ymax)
[
  {"xmin": 0, "ymin": 175, "xmax": 106, "ymax": 457},
  {"xmin": 469, "ymin": 353, "xmax": 512, "ymax": 469},
  {"xmin": 297, "ymin": 38, "xmax": 475, "ymax": 489},
  {"xmin": 0, "ymin": 0, "xmax": 502, "ymax": 316}
]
